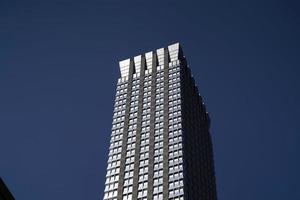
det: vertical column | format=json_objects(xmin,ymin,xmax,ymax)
[
  {"xmin": 117, "ymin": 60, "xmax": 134, "ymax": 200},
  {"xmin": 132, "ymin": 56, "xmax": 146, "ymax": 199},
  {"xmin": 162, "ymin": 48, "xmax": 170, "ymax": 200},
  {"xmin": 147, "ymin": 52, "xmax": 158, "ymax": 200}
]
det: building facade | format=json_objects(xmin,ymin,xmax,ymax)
[{"xmin": 103, "ymin": 43, "xmax": 217, "ymax": 200}]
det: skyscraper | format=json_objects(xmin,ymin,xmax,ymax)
[{"xmin": 104, "ymin": 43, "xmax": 217, "ymax": 200}]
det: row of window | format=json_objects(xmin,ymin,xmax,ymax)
[
  {"xmin": 114, "ymin": 91, "xmax": 180, "ymax": 115},
  {"xmin": 109, "ymin": 124, "xmax": 182, "ymax": 157},
  {"xmin": 116, "ymin": 60, "xmax": 180, "ymax": 85},
  {"xmin": 117, "ymin": 69, "xmax": 178, "ymax": 91},
  {"xmin": 114, "ymin": 88, "xmax": 179, "ymax": 115},
  {"xmin": 114, "ymin": 84, "xmax": 179, "ymax": 108}
]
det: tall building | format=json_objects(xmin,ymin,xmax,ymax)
[{"xmin": 104, "ymin": 43, "xmax": 217, "ymax": 200}]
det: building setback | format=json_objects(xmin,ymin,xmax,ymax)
[{"xmin": 103, "ymin": 43, "xmax": 217, "ymax": 200}]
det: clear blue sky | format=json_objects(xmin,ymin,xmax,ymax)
[{"xmin": 0, "ymin": 0, "xmax": 299, "ymax": 199}]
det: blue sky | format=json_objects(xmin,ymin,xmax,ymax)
[{"xmin": 0, "ymin": 0, "xmax": 299, "ymax": 199}]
